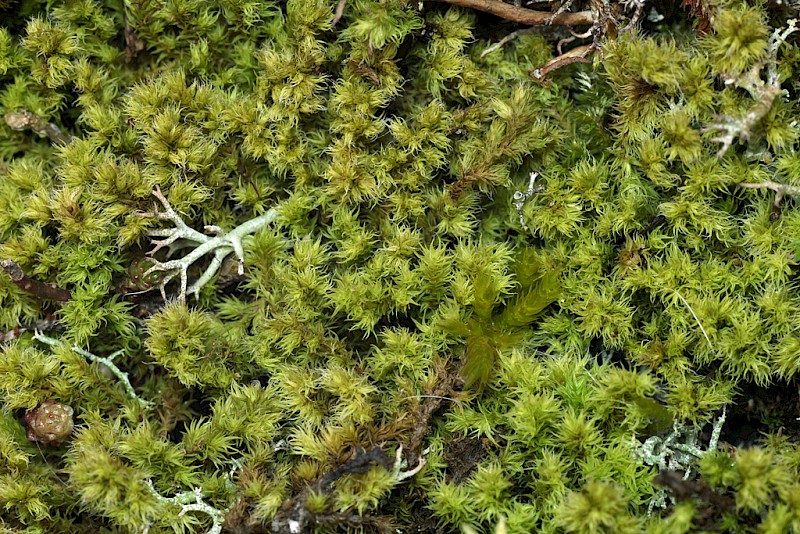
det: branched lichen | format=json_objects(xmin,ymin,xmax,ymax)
[
  {"xmin": 703, "ymin": 19, "xmax": 798, "ymax": 157},
  {"xmin": 145, "ymin": 482, "xmax": 228, "ymax": 534},
  {"xmin": 738, "ymin": 179, "xmax": 800, "ymax": 219},
  {"xmin": 137, "ymin": 186, "xmax": 278, "ymax": 303},
  {"xmin": 32, "ymin": 331, "xmax": 147, "ymax": 407},
  {"xmin": 635, "ymin": 408, "xmax": 726, "ymax": 473},
  {"xmin": 635, "ymin": 408, "xmax": 726, "ymax": 513}
]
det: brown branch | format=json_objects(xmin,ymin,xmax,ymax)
[
  {"xmin": 1, "ymin": 260, "xmax": 71, "ymax": 302},
  {"xmin": 531, "ymin": 43, "xmax": 594, "ymax": 80},
  {"xmin": 332, "ymin": 0, "xmax": 347, "ymax": 26},
  {"xmin": 271, "ymin": 446, "xmax": 394, "ymax": 534},
  {"xmin": 621, "ymin": 0, "xmax": 647, "ymax": 33},
  {"xmin": 403, "ymin": 358, "xmax": 463, "ymax": 465},
  {"xmin": 0, "ymin": 313, "xmax": 61, "ymax": 345},
  {"xmin": 314, "ymin": 512, "xmax": 396, "ymax": 533},
  {"xmin": 429, "ymin": 0, "xmax": 593, "ymax": 26},
  {"xmin": 4, "ymin": 110, "xmax": 74, "ymax": 146},
  {"xmin": 122, "ymin": 1, "xmax": 145, "ymax": 61}
]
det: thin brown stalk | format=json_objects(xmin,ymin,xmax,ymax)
[
  {"xmin": 531, "ymin": 43, "xmax": 594, "ymax": 80},
  {"xmin": 4, "ymin": 110, "xmax": 74, "ymax": 146},
  {"xmin": 430, "ymin": 0, "xmax": 593, "ymax": 27},
  {"xmin": 1, "ymin": 260, "xmax": 71, "ymax": 302},
  {"xmin": 332, "ymin": 0, "xmax": 347, "ymax": 26}
]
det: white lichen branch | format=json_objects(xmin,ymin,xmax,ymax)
[
  {"xmin": 146, "ymin": 482, "xmax": 227, "ymax": 534},
  {"xmin": 703, "ymin": 19, "xmax": 798, "ymax": 158},
  {"xmin": 513, "ymin": 171, "xmax": 542, "ymax": 231},
  {"xmin": 738, "ymin": 180, "xmax": 800, "ymax": 218},
  {"xmin": 33, "ymin": 332, "xmax": 148, "ymax": 407},
  {"xmin": 137, "ymin": 186, "xmax": 277, "ymax": 303},
  {"xmin": 635, "ymin": 407, "xmax": 727, "ymax": 513},
  {"xmin": 392, "ymin": 445, "xmax": 426, "ymax": 482}
]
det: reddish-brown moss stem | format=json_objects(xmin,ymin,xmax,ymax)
[{"xmin": 1, "ymin": 260, "xmax": 71, "ymax": 302}]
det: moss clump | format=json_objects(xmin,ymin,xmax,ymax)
[{"xmin": 2, "ymin": 0, "xmax": 800, "ymax": 532}]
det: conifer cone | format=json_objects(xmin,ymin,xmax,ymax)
[{"xmin": 25, "ymin": 400, "xmax": 74, "ymax": 445}]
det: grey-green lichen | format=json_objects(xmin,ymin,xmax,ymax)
[{"xmin": 2, "ymin": 0, "xmax": 800, "ymax": 532}]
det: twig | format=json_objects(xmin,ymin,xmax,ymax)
[
  {"xmin": 271, "ymin": 444, "xmax": 425, "ymax": 534},
  {"xmin": 331, "ymin": 0, "xmax": 347, "ymax": 27},
  {"xmin": 0, "ymin": 313, "xmax": 61, "ymax": 345},
  {"xmin": 122, "ymin": 0, "xmax": 146, "ymax": 61},
  {"xmin": 430, "ymin": 0, "xmax": 593, "ymax": 26},
  {"xmin": 271, "ymin": 446, "xmax": 391, "ymax": 534},
  {"xmin": 556, "ymin": 27, "xmax": 592, "ymax": 55},
  {"xmin": 1, "ymin": 260, "xmax": 71, "ymax": 302},
  {"xmin": 480, "ymin": 28, "xmax": 536, "ymax": 58},
  {"xmin": 545, "ymin": 0, "xmax": 575, "ymax": 24},
  {"xmin": 404, "ymin": 359, "xmax": 462, "ymax": 465},
  {"xmin": 556, "ymin": 35, "xmax": 576, "ymax": 55},
  {"xmin": 620, "ymin": 0, "xmax": 647, "ymax": 33},
  {"xmin": 531, "ymin": 43, "xmax": 594, "ymax": 80},
  {"xmin": 4, "ymin": 109, "xmax": 74, "ymax": 146},
  {"xmin": 309, "ymin": 513, "xmax": 396, "ymax": 533}
]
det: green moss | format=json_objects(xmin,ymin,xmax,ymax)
[{"xmin": 2, "ymin": 0, "xmax": 800, "ymax": 531}]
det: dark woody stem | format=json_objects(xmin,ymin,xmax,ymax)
[
  {"xmin": 1, "ymin": 260, "xmax": 71, "ymax": 302},
  {"xmin": 531, "ymin": 43, "xmax": 594, "ymax": 80},
  {"xmin": 429, "ymin": 0, "xmax": 594, "ymax": 26},
  {"xmin": 4, "ymin": 109, "xmax": 74, "ymax": 146}
]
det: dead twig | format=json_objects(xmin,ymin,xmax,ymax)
[
  {"xmin": 435, "ymin": 0, "xmax": 606, "ymax": 82},
  {"xmin": 271, "ymin": 444, "xmax": 426, "ymax": 534},
  {"xmin": 1, "ymin": 260, "xmax": 71, "ymax": 302},
  {"xmin": 620, "ymin": 0, "xmax": 647, "ymax": 33},
  {"xmin": 480, "ymin": 28, "xmax": 536, "ymax": 58},
  {"xmin": 332, "ymin": 0, "xmax": 347, "ymax": 27},
  {"xmin": 403, "ymin": 358, "xmax": 463, "ymax": 465},
  {"xmin": 271, "ymin": 446, "xmax": 394, "ymax": 534},
  {"xmin": 531, "ymin": 43, "xmax": 594, "ymax": 80},
  {"xmin": 545, "ymin": 0, "xmax": 576, "ymax": 24},
  {"xmin": 4, "ymin": 110, "xmax": 74, "ymax": 146},
  {"xmin": 0, "ymin": 313, "xmax": 61, "ymax": 345},
  {"xmin": 430, "ymin": 0, "xmax": 594, "ymax": 26}
]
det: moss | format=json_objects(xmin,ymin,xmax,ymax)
[{"xmin": 2, "ymin": 0, "xmax": 800, "ymax": 532}]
